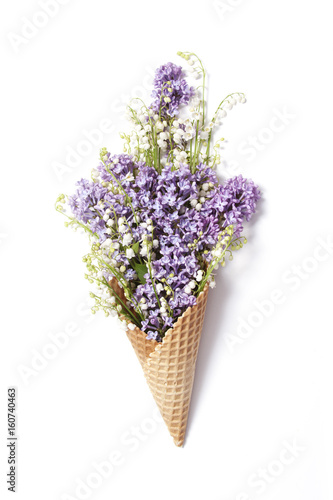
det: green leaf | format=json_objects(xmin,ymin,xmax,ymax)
[
  {"xmin": 132, "ymin": 241, "xmax": 140, "ymax": 254},
  {"xmin": 132, "ymin": 262, "xmax": 148, "ymax": 284}
]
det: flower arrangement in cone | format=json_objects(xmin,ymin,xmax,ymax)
[{"xmin": 56, "ymin": 52, "xmax": 261, "ymax": 446}]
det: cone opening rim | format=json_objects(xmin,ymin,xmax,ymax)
[{"xmin": 128, "ymin": 283, "xmax": 209, "ymax": 362}]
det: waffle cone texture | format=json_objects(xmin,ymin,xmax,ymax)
[{"xmin": 111, "ymin": 279, "xmax": 209, "ymax": 446}]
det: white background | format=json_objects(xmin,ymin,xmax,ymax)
[{"xmin": 1, "ymin": 1, "xmax": 333, "ymax": 499}]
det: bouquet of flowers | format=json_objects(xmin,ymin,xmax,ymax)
[{"xmin": 56, "ymin": 51, "xmax": 260, "ymax": 446}]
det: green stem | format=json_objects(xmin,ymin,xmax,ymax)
[{"xmin": 206, "ymin": 92, "xmax": 245, "ymax": 158}]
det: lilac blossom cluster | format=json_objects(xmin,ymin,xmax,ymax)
[
  {"xmin": 66, "ymin": 152, "xmax": 260, "ymax": 340},
  {"xmin": 151, "ymin": 62, "xmax": 195, "ymax": 118}
]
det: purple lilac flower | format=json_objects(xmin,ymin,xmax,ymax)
[
  {"xmin": 205, "ymin": 175, "xmax": 261, "ymax": 237},
  {"xmin": 151, "ymin": 62, "xmax": 194, "ymax": 118}
]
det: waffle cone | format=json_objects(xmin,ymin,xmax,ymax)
[{"xmin": 110, "ymin": 279, "xmax": 209, "ymax": 446}]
